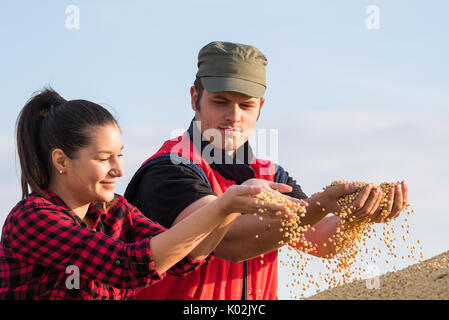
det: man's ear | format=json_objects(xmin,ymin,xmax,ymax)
[
  {"xmin": 257, "ymin": 97, "xmax": 265, "ymax": 120},
  {"xmin": 190, "ymin": 86, "xmax": 198, "ymax": 111}
]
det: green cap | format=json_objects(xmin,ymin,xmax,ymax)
[{"xmin": 196, "ymin": 41, "xmax": 267, "ymax": 98}]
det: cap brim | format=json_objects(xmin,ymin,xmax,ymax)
[{"xmin": 200, "ymin": 77, "xmax": 266, "ymax": 99}]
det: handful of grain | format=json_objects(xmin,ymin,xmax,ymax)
[
  {"xmin": 253, "ymin": 181, "xmax": 422, "ymax": 299},
  {"xmin": 328, "ymin": 180, "xmax": 401, "ymax": 222},
  {"xmin": 254, "ymin": 190, "xmax": 309, "ymax": 248},
  {"xmin": 314, "ymin": 180, "xmax": 421, "ymax": 288}
]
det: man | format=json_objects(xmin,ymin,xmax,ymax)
[{"xmin": 124, "ymin": 41, "xmax": 408, "ymax": 300}]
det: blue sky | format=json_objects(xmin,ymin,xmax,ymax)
[{"xmin": 0, "ymin": 1, "xmax": 448, "ymax": 299}]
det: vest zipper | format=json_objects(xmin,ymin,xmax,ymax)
[{"xmin": 241, "ymin": 261, "xmax": 247, "ymax": 300}]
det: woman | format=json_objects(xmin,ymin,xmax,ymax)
[{"xmin": 0, "ymin": 88, "xmax": 296, "ymax": 300}]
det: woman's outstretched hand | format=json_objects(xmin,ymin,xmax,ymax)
[{"xmin": 221, "ymin": 180, "xmax": 307, "ymax": 220}]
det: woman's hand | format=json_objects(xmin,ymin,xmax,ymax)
[
  {"xmin": 242, "ymin": 178, "xmax": 308, "ymax": 210},
  {"xmin": 219, "ymin": 184, "xmax": 303, "ymax": 220},
  {"xmin": 242, "ymin": 178, "xmax": 293, "ymax": 194}
]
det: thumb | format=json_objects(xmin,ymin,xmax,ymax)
[
  {"xmin": 268, "ymin": 182, "xmax": 293, "ymax": 193},
  {"xmin": 328, "ymin": 183, "xmax": 359, "ymax": 198}
]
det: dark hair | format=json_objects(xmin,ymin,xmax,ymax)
[
  {"xmin": 193, "ymin": 76, "xmax": 204, "ymax": 111},
  {"xmin": 16, "ymin": 87, "xmax": 118, "ymax": 199}
]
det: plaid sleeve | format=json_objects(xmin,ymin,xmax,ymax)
[
  {"xmin": 118, "ymin": 197, "xmax": 215, "ymax": 277},
  {"xmin": 166, "ymin": 252, "xmax": 215, "ymax": 277},
  {"xmin": 6, "ymin": 203, "xmax": 165, "ymax": 289}
]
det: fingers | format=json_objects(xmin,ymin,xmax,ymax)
[
  {"xmin": 369, "ymin": 189, "xmax": 382, "ymax": 216},
  {"xmin": 299, "ymin": 199, "xmax": 309, "ymax": 207},
  {"xmin": 373, "ymin": 181, "xmax": 408, "ymax": 223},
  {"xmin": 268, "ymin": 182, "xmax": 293, "ymax": 194},
  {"xmin": 328, "ymin": 183, "xmax": 360, "ymax": 198},
  {"xmin": 369, "ymin": 186, "xmax": 394, "ymax": 224},
  {"xmin": 350, "ymin": 187, "xmax": 381, "ymax": 222},
  {"xmin": 393, "ymin": 184, "xmax": 404, "ymax": 212},
  {"xmin": 323, "ymin": 181, "xmax": 408, "ymax": 226},
  {"xmin": 247, "ymin": 198, "xmax": 296, "ymax": 220},
  {"xmin": 388, "ymin": 182, "xmax": 404, "ymax": 220},
  {"xmin": 253, "ymin": 200, "xmax": 289, "ymax": 213},
  {"xmin": 386, "ymin": 187, "xmax": 394, "ymax": 214},
  {"xmin": 364, "ymin": 188, "xmax": 381, "ymax": 214},
  {"xmin": 402, "ymin": 181, "xmax": 408, "ymax": 204},
  {"xmin": 234, "ymin": 185, "xmax": 302, "ymax": 218},
  {"xmin": 367, "ymin": 190, "xmax": 384, "ymax": 223},
  {"xmin": 232, "ymin": 184, "xmax": 263, "ymax": 196},
  {"xmin": 351, "ymin": 184, "xmax": 372, "ymax": 211},
  {"xmin": 396, "ymin": 181, "xmax": 408, "ymax": 219},
  {"xmin": 282, "ymin": 194, "xmax": 308, "ymax": 207}
]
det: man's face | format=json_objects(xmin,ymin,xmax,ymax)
[{"xmin": 190, "ymin": 86, "xmax": 265, "ymax": 152}]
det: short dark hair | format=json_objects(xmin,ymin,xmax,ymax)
[
  {"xmin": 193, "ymin": 76, "xmax": 204, "ymax": 111},
  {"xmin": 16, "ymin": 87, "xmax": 118, "ymax": 199}
]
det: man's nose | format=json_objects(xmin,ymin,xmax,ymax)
[{"xmin": 225, "ymin": 103, "xmax": 241, "ymax": 123}]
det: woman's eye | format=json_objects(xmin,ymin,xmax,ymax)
[{"xmin": 99, "ymin": 154, "xmax": 123, "ymax": 162}]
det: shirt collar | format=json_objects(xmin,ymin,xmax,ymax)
[
  {"xmin": 40, "ymin": 188, "xmax": 107, "ymax": 229},
  {"xmin": 187, "ymin": 119, "xmax": 255, "ymax": 165}
]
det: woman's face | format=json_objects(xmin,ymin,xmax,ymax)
[{"xmin": 65, "ymin": 123, "xmax": 124, "ymax": 204}]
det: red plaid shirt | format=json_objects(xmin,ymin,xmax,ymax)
[{"xmin": 0, "ymin": 189, "xmax": 212, "ymax": 300}]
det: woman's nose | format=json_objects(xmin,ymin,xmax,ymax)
[{"xmin": 110, "ymin": 157, "xmax": 124, "ymax": 177}]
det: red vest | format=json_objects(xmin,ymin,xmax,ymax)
[{"xmin": 132, "ymin": 133, "xmax": 280, "ymax": 300}]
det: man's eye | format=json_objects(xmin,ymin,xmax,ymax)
[
  {"xmin": 99, "ymin": 158, "xmax": 109, "ymax": 162},
  {"xmin": 214, "ymin": 100, "xmax": 226, "ymax": 104}
]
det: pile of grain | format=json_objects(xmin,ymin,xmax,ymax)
[{"xmin": 307, "ymin": 250, "xmax": 449, "ymax": 300}]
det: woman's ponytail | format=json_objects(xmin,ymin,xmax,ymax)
[{"xmin": 16, "ymin": 88, "xmax": 66, "ymax": 199}]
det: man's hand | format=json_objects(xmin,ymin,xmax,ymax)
[
  {"xmin": 319, "ymin": 183, "xmax": 382, "ymax": 224},
  {"xmin": 370, "ymin": 181, "xmax": 408, "ymax": 223}
]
